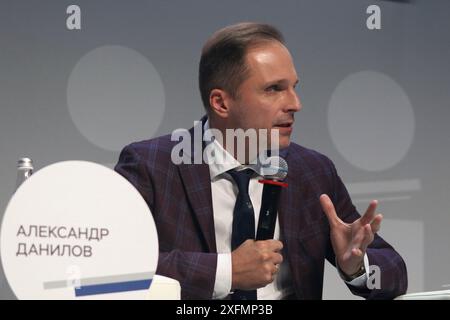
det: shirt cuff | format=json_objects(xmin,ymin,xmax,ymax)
[
  {"xmin": 213, "ymin": 253, "xmax": 232, "ymax": 299},
  {"xmin": 337, "ymin": 254, "xmax": 370, "ymax": 288}
]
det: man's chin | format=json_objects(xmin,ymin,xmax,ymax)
[
  {"xmin": 266, "ymin": 134, "xmax": 291, "ymax": 152},
  {"xmin": 278, "ymin": 137, "xmax": 291, "ymax": 150}
]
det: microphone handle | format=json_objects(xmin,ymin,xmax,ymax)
[{"xmin": 256, "ymin": 182, "xmax": 282, "ymax": 240}]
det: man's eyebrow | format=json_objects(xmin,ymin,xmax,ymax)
[{"xmin": 265, "ymin": 79, "xmax": 300, "ymax": 86}]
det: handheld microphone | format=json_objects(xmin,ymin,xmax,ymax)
[{"xmin": 256, "ymin": 156, "xmax": 288, "ymax": 240}]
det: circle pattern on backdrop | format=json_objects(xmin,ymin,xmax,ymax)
[
  {"xmin": 67, "ymin": 45, "xmax": 165, "ymax": 152},
  {"xmin": 327, "ymin": 70, "xmax": 415, "ymax": 172}
]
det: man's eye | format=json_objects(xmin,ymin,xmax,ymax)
[{"xmin": 266, "ymin": 85, "xmax": 281, "ymax": 92}]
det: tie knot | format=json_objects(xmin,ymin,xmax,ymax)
[{"xmin": 228, "ymin": 168, "xmax": 254, "ymax": 193}]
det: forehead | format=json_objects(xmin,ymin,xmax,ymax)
[{"xmin": 244, "ymin": 42, "xmax": 298, "ymax": 83}]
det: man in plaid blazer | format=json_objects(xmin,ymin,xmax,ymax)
[{"xmin": 115, "ymin": 22, "xmax": 407, "ymax": 299}]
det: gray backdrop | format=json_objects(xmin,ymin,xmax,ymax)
[{"xmin": 1, "ymin": 0, "xmax": 449, "ymax": 299}]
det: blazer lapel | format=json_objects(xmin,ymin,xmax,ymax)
[
  {"xmin": 177, "ymin": 116, "xmax": 216, "ymax": 253},
  {"xmin": 277, "ymin": 146, "xmax": 312, "ymax": 299}
]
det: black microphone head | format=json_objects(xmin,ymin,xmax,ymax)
[{"xmin": 260, "ymin": 156, "xmax": 288, "ymax": 180}]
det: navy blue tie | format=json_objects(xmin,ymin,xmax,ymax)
[{"xmin": 228, "ymin": 168, "xmax": 257, "ymax": 300}]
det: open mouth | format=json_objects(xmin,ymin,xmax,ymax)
[{"xmin": 274, "ymin": 122, "xmax": 293, "ymax": 128}]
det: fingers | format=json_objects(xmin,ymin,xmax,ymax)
[
  {"xmin": 370, "ymin": 214, "xmax": 383, "ymax": 234},
  {"xmin": 254, "ymin": 240, "xmax": 284, "ymax": 266},
  {"xmin": 352, "ymin": 203, "xmax": 380, "ymax": 258},
  {"xmin": 359, "ymin": 200, "xmax": 378, "ymax": 225},
  {"xmin": 351, "ymin": 211, "xmax": 382, "ymax": 251},
  {"xmin": 360, "ymin": 224, "xmax": 374, "ymax": 252},
  {"xmin": 255, "ymin": 239, "xmax": 283, "ymax": 252},
  {"xmin": 351, "ymin": 247, "xmax": 364, "ymax": 258},
  {"xmin": 319, "ymin": 194, "xmax": 343, "ymax": 228},
  {"xmin": 232, "ymin": 240, "xmax": 283, "ymax": 289},
  {"xmin": 272, "ymin": 252, "xmax": 283, "ymax": 265},
  {"xmin": 272, "ymin": 240, "xmax": 283, "ymax": 252},
  {"xmin": 271, "ymin": 263, "xmax": 280, "ymax": 278},
  {"xmin": 258, "ymin": 250, "xmax": 283, "ymax": 265},
  {"xmin": 351, "ymin": 224, "xmax": 375, "ymax": 256},
  {"xmin": 263, "ymin": 251, "xmax": 283, "ymax": 282}
]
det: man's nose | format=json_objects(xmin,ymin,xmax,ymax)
[{"xmin": 285, "ymin": 88, "xmax": 302, "ymax": 113}]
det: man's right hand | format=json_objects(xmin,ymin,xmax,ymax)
[{"xmin": 231, "ymin": 239, "xmax": 283, "ymax": 290}]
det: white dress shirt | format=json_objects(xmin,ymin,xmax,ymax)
[{"xmin": 203, "ymin": 120, "xmax": 369, "ymax": 299}]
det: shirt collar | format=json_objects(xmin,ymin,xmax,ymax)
[{"xmin": 204, "ymin": 119, "xmax": 247, "ymax": 180}]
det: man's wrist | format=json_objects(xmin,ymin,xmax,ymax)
[
  {"xmin": 338, "ymin": 260, "xmax": 366, "ymax": 282},
  {"xmin": 341, "ymin": 262, "xmax": 366, "ymax": 281}
]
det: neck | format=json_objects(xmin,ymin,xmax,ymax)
[{"xmin": 208, "ymin": 117, "xmax": 261, "ymax": 165}]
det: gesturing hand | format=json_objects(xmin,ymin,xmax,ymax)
[{"xmin": 320, "ymin": 194, "xmax": 383, "ymax": 276}]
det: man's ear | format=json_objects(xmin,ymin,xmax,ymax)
[{"xmin": 209, "ymin": 89, "xmax": 231, "ymax": 119}]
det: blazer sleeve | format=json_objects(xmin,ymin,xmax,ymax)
[
  {"xmin": 114, "ymin": 143, "xmax": 218, "ymax": 299},
  {"xmin": 324, "ymin": 158, "xmax": 408, "ymax": 300}
]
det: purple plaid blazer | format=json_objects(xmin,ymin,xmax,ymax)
[{"xmin": 114, "ymin": 117, "xmax": 407, "ymax": 300}]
